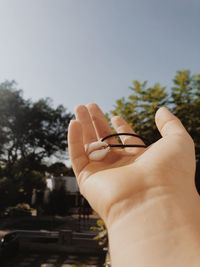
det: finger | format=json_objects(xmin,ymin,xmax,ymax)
[
  {"xmin": 155, "ymin": 107, "xmax": 189, "ymax": 138},
  {"xmin": 111, "ymin": 116, "xmax": 145, "ymax": 145},
  {"xmin": 68, "ymin": 120, "xmax": 89, "ymax": 178},
  {"xmin": 87, "ymin": 103, "xmax": 119, "ymax": 144},
  {"xmin": 75, "ymin": 105, "xmax": 97, "ymax": 144}
]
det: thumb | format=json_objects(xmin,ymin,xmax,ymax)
[{"xmin": 155, "ymin": 107, "xmax": 188, "ymax": 137}]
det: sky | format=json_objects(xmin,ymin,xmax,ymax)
[{"xmin": 0, "ymin": 0, "xmax": 199, "ymax": 114}]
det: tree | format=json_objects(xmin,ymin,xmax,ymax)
[
  {"xmin": 170, "ymin": 70, "xmax": 200, "ymax": 160},
  {"xmin": 110, "ymin": 81, "xmax": 168, "ymax": 145},
  {"xmin": 109, "ymin": 70, "xmax": 200, "ymax": 191},
  {"xmin": 48, "ymin": 162, "xmax": 75, "ymax": 177},
  {"xmin": 0, "ymin": 81, "xmax": 73, "ymax": 209},
  {"xmin": 0, "ymin": 81, "xmax": 73, "ymax": 169},
  {"xmin": 0, "ymin": 177, "xmax": 17, "ymax": 212}
]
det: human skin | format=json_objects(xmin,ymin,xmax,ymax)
[{"xmin": 68, "ymin": 103, "xmax": 200, "ymax": 267}]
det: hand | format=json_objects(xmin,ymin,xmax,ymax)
[{"xmin": 68, "ymin": 103, "xmax": 197, "ymax": 227}]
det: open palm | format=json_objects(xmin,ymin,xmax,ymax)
[{"xmin": 68, "ymin": 104, "xmax": 196, "ymax": 226}]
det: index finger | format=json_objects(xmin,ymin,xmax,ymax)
[{"xmin": 68, "ymin": 120, "xmax": 89, "ymax": 179}]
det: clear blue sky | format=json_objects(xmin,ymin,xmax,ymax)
[{"xmin": 0, "ymin": 0, "xmax": 199, "ymax": 114}]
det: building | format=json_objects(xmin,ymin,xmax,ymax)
[{"xmin": 46, "ymin": 176, "xmax": 79, "ymax": 194}]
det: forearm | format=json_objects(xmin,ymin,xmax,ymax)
[{"xmin": 107, "ymin": 190, "xmax": 200, "ymax": 267}]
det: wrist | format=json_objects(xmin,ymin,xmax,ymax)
[{"xmin": 107, "ymin": 188, "xmax": 200, "ymax": 267}]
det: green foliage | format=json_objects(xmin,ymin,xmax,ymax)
[
  {"xmin": 0, "ymin": 81, "xmax": 73, "ymax": 167},
  {"xmin": 48, "ymin": 162, "xmax": 75, "ymax": 177},
  {"xmin": 111, "ymin": 81, "xmax": 168, "ymax": 144},
  {"xmin": 110, "ymin": 70, "xmax": 200, "ymax": 160},
  {"xmin": 0, "ymin": 176, "xmax": 18, "ymax": 211},
  {"xmin": 91, "ymin": 219, "xmax": 108, "ymax": 246},
  {"xmin": 3, "ymin": 203, "xmax": 32, "ymax": 217},
  {"xmin": 91, "ymin": 219, "xmax": 110, "ymax": 267},
  {"xmin": 171, "ymin": 70, "xmax": 200, "ymax": 159},
  {"xmin": 0, "ymin": 80, "xmax": 73, "ymax": 210}
]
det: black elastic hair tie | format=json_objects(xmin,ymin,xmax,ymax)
[{"xmin": 101, "ymin": 133, "xmax": 147, "ymax": 148}]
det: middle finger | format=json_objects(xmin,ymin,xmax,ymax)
[
  {"xmin": 75, "ymin": 105, "xmax": 97, "ymax": 144},
  {"xmin": 87, "ymin": 103, "xmax": 119, "ymax": 144}
]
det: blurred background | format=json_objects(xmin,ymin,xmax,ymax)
[{"xmin": 0, "ymin": 0, "xmax": 199, "ymax": 266}]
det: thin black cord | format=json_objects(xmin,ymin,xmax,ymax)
[
  {"xmin": 101, "ymin": 132, "xmax": 146, "ymax": 147},
  {"xmin": 108, "ymin": 144, "xmax": 147, "ymax": 148}
]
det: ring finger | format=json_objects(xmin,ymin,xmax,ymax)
[{"xmin": 111, "ymin": 116, "xmax": 146, "ymax": 154}]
